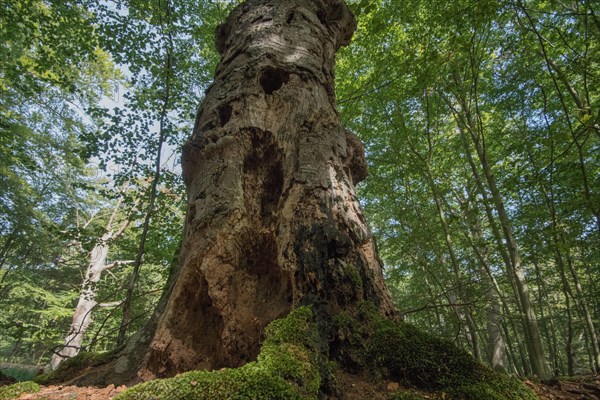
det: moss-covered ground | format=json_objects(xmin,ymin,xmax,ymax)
[
  {"xmin": 113, "ymin": 303, "xmax": 536, "ymax": 399},
  {"xmin": 115, "ymin": 307, "xmax": 320, "ymax": 400},
  {"xmin": 332, "ymin": 302, "xmax": 537, "ymax": 400},
  {"xmin": 0, "ymin": 365, "xmax": 38, "ymax": 383},
  {"xmin": 31, "ymin": 303, "xmax": 535, "ymax": 399},
  {"xmin": 0, "ymin": 381, "xmax": 40, "ymax": 400},
  {"xmin": 34, "ymin": 349, "xmax": 117, "ymax": 386}
]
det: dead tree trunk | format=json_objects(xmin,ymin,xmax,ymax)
[
  {"xmin": 51, "ymin": 206, "xmax": 131, "ymax": 370},
  {"xmin": 136, "ymin": 0, "xmax": 396, "ymax": 379},
  {"xmin": 50, "ymin": 235, "xmax": 111, "ymax": 370}
]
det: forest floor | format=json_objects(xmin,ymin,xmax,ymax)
[
  {"xmin": 337, "ymin": 372, "xmax": 600, "ymax": 400},
  {"xmin": 4, "ymin": 372, "xmax": 599, "ymax": 400},
  {"xmin": 527, "ymin": 375, "xmax": 600, "ymax": 400}
]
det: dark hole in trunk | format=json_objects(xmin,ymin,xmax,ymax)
[
  {"xmin": 261, "ymin": 159, "xmax": 283, "ymax": 218},
  {"xmin": 259, "ymin": 66, "xmax": 290, "ymax": 95},
  {"xmin": 218, "ymin": 103, "xmax": 232, "ymax": 127},
  {"xmin": 316, "ymin": 10, "xmax": 327, "ymax": 26}
]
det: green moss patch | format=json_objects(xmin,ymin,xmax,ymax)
[
  {"xmin": 115, "ymin": 307, "xmax": 320, "ymax": 400},
  {"xmin": 0, "ymin": 381, "xmax": 40, "ymax": 400},
  {"xmin": 333, "ymin": 302, "xmax": 537, "ymax": 400}
]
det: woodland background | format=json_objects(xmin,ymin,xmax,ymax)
[{"xmin": 0, "ymin": 0, "xmax": 598, "ymax": 379}]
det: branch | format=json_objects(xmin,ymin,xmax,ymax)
[
  {"xmin": 98, "ymin": 301, "xmax": 122, "ymax": 308},
  {"xmin": 100, "ymin": 260, "xmax": 134, "ymax": 272},
  {"xmin": 544, "ymin": 56, "xmax": 586, "ymax": 111},
  {"xmin": 113, "ymin": 214, "xmax": 133, "ymax": 238},
  {"xmin": 401, "ymin": 301, "xmax": 480, "ymax": 316}
]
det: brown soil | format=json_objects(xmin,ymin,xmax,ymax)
[
  {"xmin": 336, "ymin": 371, "xmax": 600, "ymax": 400},
  {"xmin": 336, "ymin": 370, "xmax": 391, "ymax": 400},
  {"xmin": 16, "ymin": 384, "xmax": 127, "ymax": 400},
  {"xmin": 9, "ymin": 374, "xmax": 600, "ymax": 399},
  {"xmin": 528, "ymin": 375, "xmax": 600, "ymax": 400}
]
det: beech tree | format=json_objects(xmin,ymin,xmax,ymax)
[{"xmin": 73, "ymin": 0, "xmax": 397, "ymax": 384}]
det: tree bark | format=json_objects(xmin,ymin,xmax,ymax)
[{"xmin": 133, "ymin": 0, "xmax": 395, "ymax": 379}]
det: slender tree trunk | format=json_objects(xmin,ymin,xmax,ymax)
[
  {"xmin": 518, "ymin": 3, "xmax": 600, "ymax": 238},
  {"xmin": 0, "ymin": 233, "xmax": 14, "ymax": 272},
  {"xmin": 485, "ymin": 301, "xmax": 504, "ymax": 369},
  {"xmin": 472, "ymin": 129, "xmax": 548, "ymax": 377},
  {"xmin": 472, "ymin": 240, "xmax": 522, "ymax": 374},
  {"xmin": 565, "ymin": 249, "xmax": 600, "ymax": 372},
  {"xmin": 566, "ymin": 314, "xmax": 575, "ymax": 376},
  {"xmin": 549, "ymin": 221, "xmax": 595, "ymax": 375},
  {"xmin": 453, "ymin": 125, "xmax": 536, "ymax": 376},
  {"xmin": 450, "ymin": 103, "xmax": 529, "ymax": 338},
  {"xmin": 535, "ymin": 132, "xmax": 600, "ymax": 373},
  {"xmin": 117, "ymin": 79, "xmax": 169, "ymax": 348},
  {"xmin": 459, "ymin": 190, "xmax": 505, "ymax": 370},
  {"xmin": 448, "ymin": 80, "xmax": 549, "ymax": 377},
  {"xmin": 583, "ymin": 246, "xmax": 600, "ymax": 325},
  {"xmin": 50, "ymin": 234, "xmax": 110, "ymax": 370},
  {"xmin": 426, "ymin": 175, "xmax": 480, "ymax": 360},
  {"xmin": 532, "ymin": 258, "xmax": 561, "ymax": 375},
  {"xmin": 51, "ymin": 207, "xmax": 131, "ymax": 370},
  {"xmin": 129, "ymin": 0, "xmax": 396, "ymax": 379},
  {"xmin": 116, "ymin": 0, "xmax": 174, "ymax": 348},
  {"xmin": 501, "ymin": 320, "xmax": 521, "ymax": 375}
]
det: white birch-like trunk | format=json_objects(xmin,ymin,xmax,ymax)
[{"xmin": 50, "ymin": 235, "xmax": 110, "ymax": 370}]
